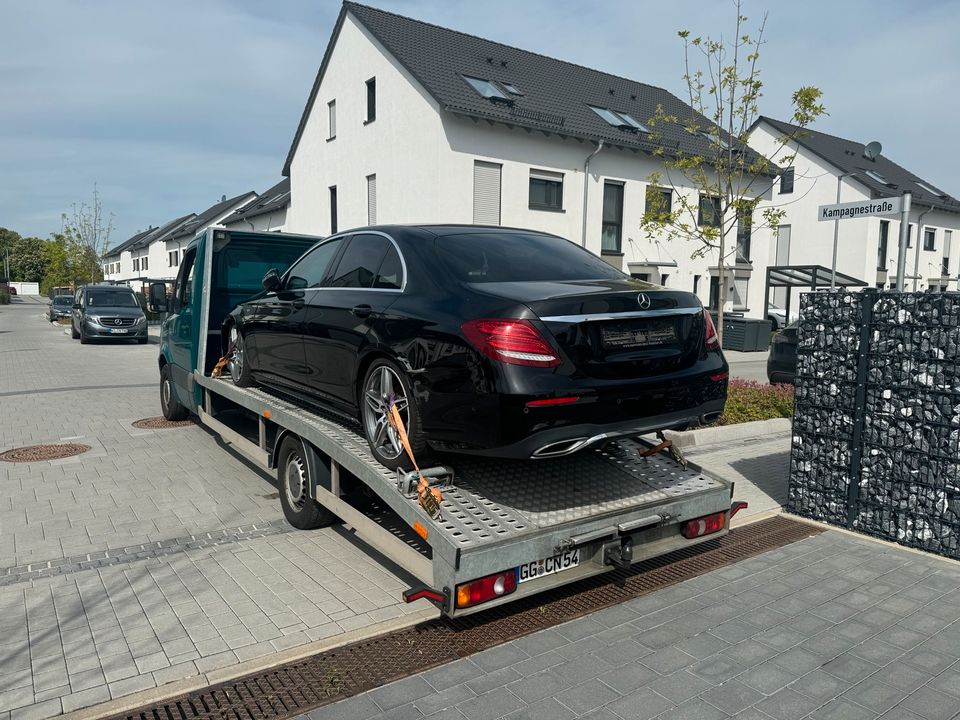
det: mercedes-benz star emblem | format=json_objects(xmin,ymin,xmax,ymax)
[
  {"xmin": 637, "ymin": 293, "xmax": 652, "ymax": 310},
  {"xmin": 114, "ymin": 319, "xmax": 122, "ymax": 326}
]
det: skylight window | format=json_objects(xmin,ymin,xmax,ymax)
[
  {"xmin": 500, "ymin": 82, "xmax": 522, "ymax": 96},
  {"xmin": 863, "ymin": 169, "xmax": 891, "ymax": 185},
  {"xmin": 589, "ymin": 105, "xmax": 649, "ymax": 132},
  {"xmin": 463, "ymin": 76, "xmax": 509, "ymax": 100},
  {"xmin": 701, "ymin": 131, "xmax": 730, "ymax": 150},
  {"xmin": 915, "ymin": 180, "xmax": 945, "ymax": 197}
]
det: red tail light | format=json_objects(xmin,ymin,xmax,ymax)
[
  {"xmin": 526, "ymin": 396, "xmax": 579, "ymax": 407},
  {"xmin": 704, "ymin": 312, "xmax": 721, "ymax": 351},
  {"xmin": 681, "ymin": 511, "xmax": 726, "ymax": 539},
  {"xmin": 462, "ymin": 319, "xmax": 560, "ymax": 368},
  {"xmin": 456, "ymin": 570, "xmax": 518, "ymax": 608}
]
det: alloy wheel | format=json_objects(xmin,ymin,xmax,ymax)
[
  {"xmin": 362, "ymin": 365, "xmax": 409, "ymax": 461},
  {"xmin": 230, "ymin": 328, "xmax": 244, "ymax": 382}
]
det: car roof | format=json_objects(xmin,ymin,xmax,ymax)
[{"xmin": 334, "ymin": 224, "xmax": 565, "ymax": 240}]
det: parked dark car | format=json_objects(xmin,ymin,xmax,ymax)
[
  {"xmin": 767, "ymin": 322, "xmax": 798, "ymax": 384},
  {"xmin": 224, "ymin": 226, "xmax": 728, "ymax": 469},
  {"xmin": 71, "ymin": 284, "xmax": 148, "ymax": 344},
  {"xmin": 48, "ymin": 295, "xmax": 74, "ymax": 322}
]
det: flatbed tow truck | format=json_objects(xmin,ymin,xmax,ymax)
[{"xmin": 150, "ymin": 227, "xmax": 744, "ymax": 618}]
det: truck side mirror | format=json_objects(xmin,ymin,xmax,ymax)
[
  {"xmin": 262, "ymin": 268, "xmax": 282, "ymax": 293},
  {"xmin": 147, "ymin": 282, "xmax": 168, "ymax": 313}
]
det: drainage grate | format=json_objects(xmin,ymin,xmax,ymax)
[
  {"xmin": 132, "ymin": 416, "xmax": 194, "ymax": 429},
  {"xmin": 0, "ymin": 443, "xmax": 90, "ymax": 462},
  {"xmin": 109, "ymin": 516, "xmax": 820, "ymax": 720}
]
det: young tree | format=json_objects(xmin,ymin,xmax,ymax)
[
  {"xmin": 640, "ymin": 2, "xmax": 825, "ymax": 341},
  {"xmin": 62, "ymin": 183, "xmax": 115, "ymax": 258}
]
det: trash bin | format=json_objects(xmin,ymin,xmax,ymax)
[{"xmin": 711, "ymin": 314, "xmax": 772, "ymax": 351}]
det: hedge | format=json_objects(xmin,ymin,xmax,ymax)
[{"xmin": 712, "ymin": 379, "xmax": 794, "ymax": 426}]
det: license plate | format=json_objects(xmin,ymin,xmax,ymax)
[
  {"xmin": 517, "ymin": 548, "xmax": 580, "ymax": 583},
  {"xmin": 109, "ymin": 328, "xmax": 128, "ymax": 334},
  {"xmin": 601, "ymin": 321, "xmax": 676, "ymax": 348}
]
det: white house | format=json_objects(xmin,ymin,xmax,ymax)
[
  {"xmin": 221, "ymin": 179, "xmax": 290, "ymax": 232},
  {"xmin": 748, "ymin": 117, "xmax": 960, "ymax": 309},
  {"xmin": 282, "ymin": 2, "xmax": 779, "ymax": 318}
]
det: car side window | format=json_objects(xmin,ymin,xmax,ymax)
[
  {"xmin": 373, "ymin": 243, "xmax": 403, "ymax": 289},
  {"xmin": 327, "ymin": 234, "xmax": 389, "ymax": 289},
  {"xmin": 175, "ymin": 250, "xmax": 196, "ymax": 307},
  {"xmin": 286, "ymin": 238, "xmax": 343, "ymax": 290}
]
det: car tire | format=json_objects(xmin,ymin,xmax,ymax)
[
  {"xmin": 71, "ymin": 323, "xmax": 79, "ymax": 339},
  {"xmin": 768, "ymin": 317, "xmax": 779, "ymax": 331},
  {"xmin": 229, "ymin": 328, "xmax": 255, "ymax": 387},
  {"xmin": 160, "ymin": 364, "xmax": 190, "ymax": 421},
  {"xmin": 79, "ymin": 326, "xmax": 90, "ymax": 344},
  {"xmin": 276, "ymin": 435, "xmax": 336, "ymax": 530},
  {"xmin": 360, "ymin": 358, "xmax": 429, "ymax": 471},
  {"xmin": 137, "ymin": 337, "xmax": 148, "ymax": 345}
]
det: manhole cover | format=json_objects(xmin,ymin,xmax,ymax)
[
  {"xmin": 132, "ymin": 417, "xmax": 193, "ymax": 429},
  {"xmin": 0, "ymin": 443, "xmax": 91, "ymax": 463}
]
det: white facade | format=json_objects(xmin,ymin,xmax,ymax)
[
  {"xmin": 221, "ymin": 206, "xmax": 287, "ymax": 232},
  {"xmin": 749, "ymin": 120, "xmax": 960, "ymax": 307},
  {"xmin": 286, "ymin": 13, "xmax": 775, "ymax": 317}
]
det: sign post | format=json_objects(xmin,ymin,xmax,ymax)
[{"xmin": 817, "ymin": 195, "xmax": 903, "ymax": 288}]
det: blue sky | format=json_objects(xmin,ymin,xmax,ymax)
[{"xmin": 2, "ymin": 0, "xmax": 957, "ymax": 246}]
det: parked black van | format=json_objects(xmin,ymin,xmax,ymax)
[{"xmin": 71, "ymin": 284, "xmax": 148, "ymax": 344}]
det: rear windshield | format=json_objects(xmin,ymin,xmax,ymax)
[
  {"xmin": 436, "ymin": 232, "xmax": 624, "ymax": 283},
  {"xmin": 85, "ymin": 291, "xmax": 139, "ymax": 308}
]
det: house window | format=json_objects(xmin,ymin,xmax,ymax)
[
  {"xmin": 660, "ymin": 273, "xmax": 670, "ymax": 287},
  {"xmin": 693, "ymin": 274, "xmax": 701, "ymax": 295},
  {"xmin": 944, "ymin": 230, "xmax": 952, "ymax": 276},
  {"xmin": 529, "ymin": 170, "xmax": 563, "ymax": 211},
  {"xmin": 732, "ymin": 278, "xmax": 749, "ymax": 311},
  {"xmin": 736, "ymin": 207, "xmax": 752, "ymax": 263},
  {"xmin": 698, "ymin": 195, "xmax": 722, "ymax": 227},
  {"xmin": 327, "ymin": 100, "xmax": 336, "ymax": 140},
  {"xmin": 329, "ymin": 186, "xmax": 338, "ymax": 234},
  {"xmin": 473, "ymin": 160, "xmax": 501, "ymax": 225},
  {"xmin": 644, "ymin": 186, "xmax": 672, "ymax": 220},
  {"xmin": 168, "ymin": 250, "xmax": 179, "ymax": 268},
  {"xmin": 463, "ymin": 76, "xmax": 509, "ymax": 101},
  {"xmin": 907, "ymin": 224, "xmax": 913, "ymax": 248},
  {"xmin": 142, "ymin": 257, "xmax": 148, "ymax": 271},
  {"xmin": 780, "ymin": 167, "xmax": 794, "ymax": 194},
  {"xmin": 709, "ymin": 276, "xmax": 720, "ymax": 310},
  {"xmin": 133, "ymin": 258, "xmax": 139, "ymax": 272},
  {"xmin": 601, "ymin": 182, "xmax": 624, "ymax": 253},
  {"xmin": 924, "ymin": 228, "xmax": 936, "ymax": 252},
  {"xmin": 366, "ymin": 174, "xmax": 377, "ymax": 225},
  {"xmin": 877, "ymin": 221, "xmax": 889, "ymax": 270},
  {"xmin": 365, "ymin": 78, "xmax": 376, "ymax": 123}
]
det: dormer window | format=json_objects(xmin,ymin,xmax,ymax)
[
  {"xmin": 864, "ymin": 169, "xmax": 892, "ymax": 186},
  {"xmin": 500, "ymin": 82, "xmax": 522, "ymax": 96},
  {"xmin": 463, "ymin": 76, "xmax": 511, "ymax": 102},
  {"xmin": 589, "ymin": 105, "xmax": 649, "ymax": 132},
  {"xmin": 915, "ymin": 180, "xmax": 946, "ymax": 197}
]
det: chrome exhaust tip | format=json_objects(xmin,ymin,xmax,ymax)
[{"xmin": 531, "ymin": 437, "xmax": 590, "ymax": 458}]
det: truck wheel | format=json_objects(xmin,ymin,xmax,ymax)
[
  {"xmin": 276, "ymin": 436, "xmax": 336, "ymax": 530},
  {"xmin": 230, "ymin": 328, "xmax": 254, "ymax": 387},
  {"xmin": 361, "ymin": 359, "xmax": 429, "ymax": 471},
  {"xmin": 71, "ymin": 323, "xmax": 79, "ymax": 339},
  {"xmin": 160, "ymin": 365, "xmax": 189, "ymax": 420}
]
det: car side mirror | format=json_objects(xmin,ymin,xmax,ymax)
[
  {"xmin": 147, "ymin": 282, "xmax": 168, "ymax": 313},
  {"xmin": 262, "ymin": 268, "xmax": 282, "ymax": 293}
]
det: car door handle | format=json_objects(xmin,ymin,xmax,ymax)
[{"xmin": 351, "ymin": 304, "xmax": 372, "ymax": 318}]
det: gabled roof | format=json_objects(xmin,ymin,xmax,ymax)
[
  {"xmin": 222, "ymin": 179, "xmax": 290, "ymax": 225},
  {"xmin": 131, "ymin": 214, "xmax": 196, "ymax": 252},
  {"xmin": 169, "ymin": 191, "xmax": 257, "ymax": 241},
  {"xmin": 103, "ymin": 227, "xmax": 154, "ymax": 259},
  {"xmin": 283, "ymin": 2, "xmax": 767, "ymax": 176},
  {"xmin": 756, "ymin": 116, "xmax": 960, "ymax": 214}
]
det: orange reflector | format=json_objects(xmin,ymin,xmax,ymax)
[
  {"xmin": 262, "ymin": 410, "xmax": 271, "ymax": 419},
  {"xmin": 413, "ymin": 521, "xmax": 428, "ymax": 540}
]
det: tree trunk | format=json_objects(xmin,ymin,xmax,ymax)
[{"xmin": 716, "ymin": 236, "xmax": 726, "ymax": 346}]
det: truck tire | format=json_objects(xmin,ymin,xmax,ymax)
[
  {"xmin": 230, "ymin": 329, "xmax": 254, "ymax": 387},
  {"xmin": 276, "ymin": 435, "xmax": 336, "ymax": 530},
  {"xmin": 160, "ymin": 364, "xmax": 189, "ymax": 421},
  {"xmin": 71, "ymin": 323, "xmax": 79, "ymax": 339},
  {"xmin": 361, "ymin": 358, "xmax": 430, "ymax": 471}
]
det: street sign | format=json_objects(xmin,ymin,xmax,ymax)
[{"xmin": 818, "ymin": 196, "xmax": 902, "ymax": 222}]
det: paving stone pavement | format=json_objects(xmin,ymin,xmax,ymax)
[
  {"xmin": 307, "ymin": 530, "xmax": 960, "ymax": 720},
  {"xmin": 0, "ymin": 302, "xmax": 429, "ymax": 718}
]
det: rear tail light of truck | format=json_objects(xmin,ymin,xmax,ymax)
[
  {"xmin": 681, "ymin": 511, "xmax": 726, "ymax": 539},
  {"xmin": 462, "ymin": 319, "xmax": 561, "ymax": 368},
  {"xmin": 455, "ymin": 569, "xmax": 518, "ymax": 609},
  {"xmin": 704, "ymin": 312, "xmax": 720, "ymax": 351}
]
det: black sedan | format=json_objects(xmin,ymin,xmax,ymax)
[
  {"xmin": 767, "ymin": 322, "xmax": 798, "ymax": 384},
  {"xmin": 224, "ymin": 226, "xmax": 728, "ymax": 469},
  {"xmin": 48, "ymin": 295, "xmax": 73, "ymax": 322}
]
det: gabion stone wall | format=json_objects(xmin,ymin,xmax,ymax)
[{"xmin": 788, "ymin": 290, "xmax": 960, "ymax": 559}]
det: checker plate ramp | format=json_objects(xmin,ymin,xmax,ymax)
[{"xmin": 209, "ymin": 379, "xmax": 722, "ymax": 548}]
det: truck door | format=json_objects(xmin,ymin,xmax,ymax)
[
  {"xmin": 165, "ymin": 247, "xmax": 198, "ymax": 396},
  {"xmin": 302, "ymin": 233, "xmax": 402, "ymax": 405}
]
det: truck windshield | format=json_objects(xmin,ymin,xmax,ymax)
[{"xmin": 86, "ymin": 291, "xmax": 139, "ymax": 308}]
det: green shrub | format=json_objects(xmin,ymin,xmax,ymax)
[
  {"xmin": 0, "ymin": 292, "xmax": 9, "ymax": 305},
  {"xmin": 713, "ymin": 379, "xmax": 794, "ymax": 426}
]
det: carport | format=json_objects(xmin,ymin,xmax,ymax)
[{"xmin": 763, "ymin": 264, "xmax": 867, "ymax": 325}]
